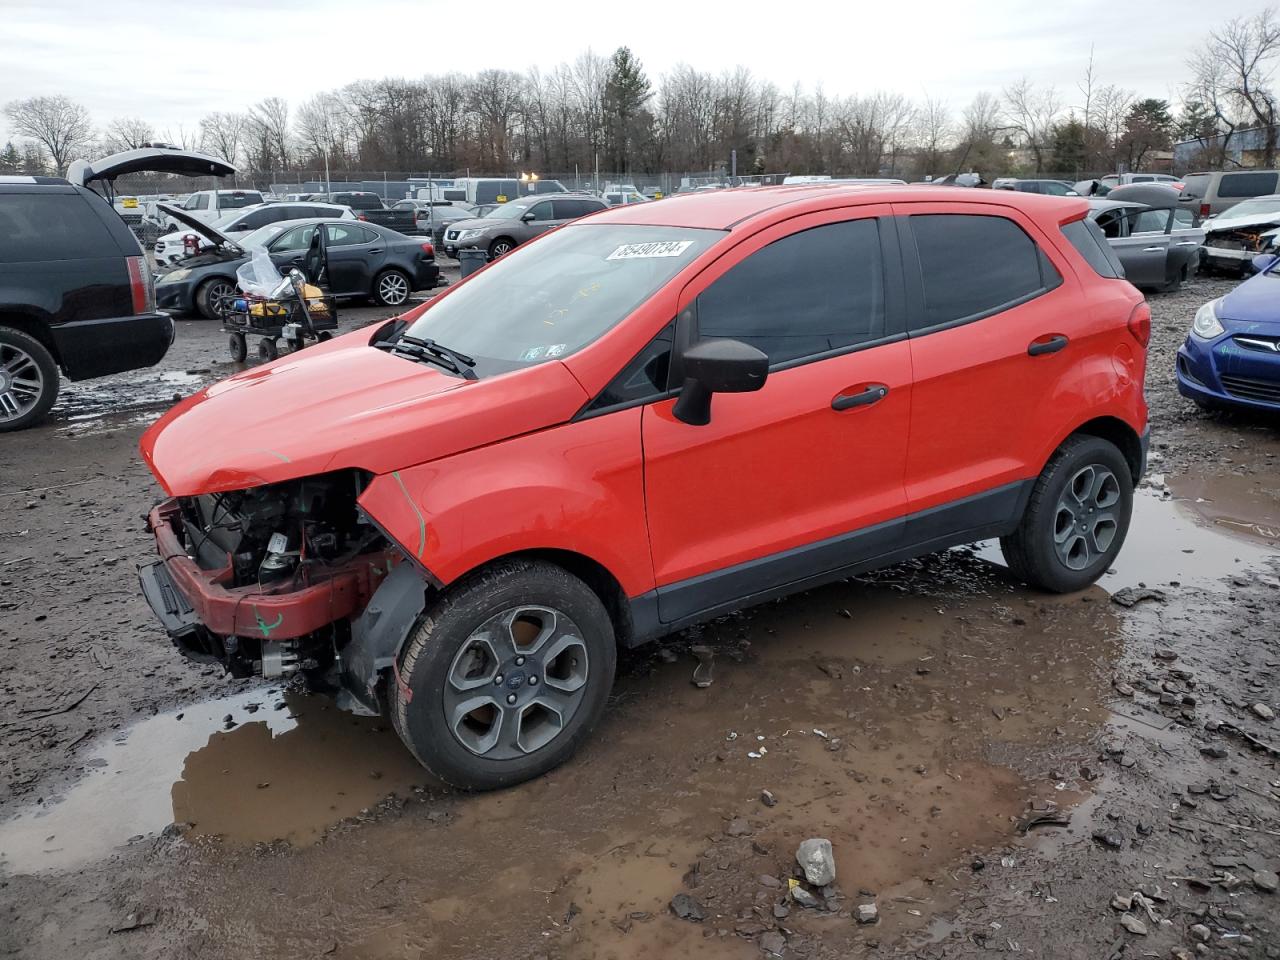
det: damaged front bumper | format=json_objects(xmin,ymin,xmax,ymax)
[{"xmin": 139, "ymin": 499, "xmax": 397, "ymax": 676}]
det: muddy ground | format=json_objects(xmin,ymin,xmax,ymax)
[{"xmin": 1, "ymin": 272, "xmax": 1277, "ymax": 960}]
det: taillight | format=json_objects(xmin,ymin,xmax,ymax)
[
  {"xmin": 1126, "ymin": 301, "xmax": 1151, "ymax": 347},
  {"xmin": 421, "ymin": 241, "xmax": 435, "ymax": 257},
  {"xmin": 126, "ymin": 256, "xmax": 155, "ymax": 314},
  {"xmin": 1199, "ymin": 203, "xmax": 1210, "ymax": 218}
]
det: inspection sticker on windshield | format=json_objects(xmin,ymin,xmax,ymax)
[{"xmin": 607, "ymin": 240, "xmax": 694, "ymax": 261}]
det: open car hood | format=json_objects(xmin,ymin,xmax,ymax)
[
  {"xmin": 67, "ymin": 147, "xmax": 235, "ymax": 188},
  {"xmin": 157, "ymin": 203, "xmax": 239, "ymax": 251},
  {"xmin": 140, "ymin": 331, "xmax": 591, "ymax": 497},
  {"xmin": 1206, "ymin": 209, "xmax": 1280, "ymax": 235}
]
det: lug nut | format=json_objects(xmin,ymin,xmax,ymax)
[
  {"xmin": 529, "ymin": 676, "xmax": 538, "ymax": 685},
  {"xmin": 494, "ymin": 675, "xmax": 504, "ymax": 685},
  {"xmin": 515, "ymin": 656, "xmax": 525, "ymax": 666},
  {"xmin": 506, "ymin": 693, "xmax": 517, "ymax": 705}
]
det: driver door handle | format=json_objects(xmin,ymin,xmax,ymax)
[
  {"xmin": 832, "ymin": 383, "xmax": 888, "ymax": 410},
  {"xmin": 1141, "ymin": 245, "xmax": 1165, "ymax": 252},
  {"xmin": 368, "ymin": 248, "xmax": 383, "ymax": 255}
]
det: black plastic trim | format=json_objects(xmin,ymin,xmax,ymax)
[{"xmin": 627, "ymin": 479, "xmax": 1034, "ymax": 644}]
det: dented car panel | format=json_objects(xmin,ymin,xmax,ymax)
[{"xmin": 139, "ymin": 329, "xmax": 590, "ymax": 497}]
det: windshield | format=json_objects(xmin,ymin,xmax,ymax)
[
  {"xmin": 484, "ymin": 199, "xmax": 534, "ymax": 219},
  {"xmin": 401, "ymin": 224, "xmax": 720, "ymax": 376},
  {"xmin": 237, "ymin": 222, "xmax": 291, "ymax": 249},
  {"xmin": 1224, "ymin": 198, "xmax": 1280, "ymax": 219}
]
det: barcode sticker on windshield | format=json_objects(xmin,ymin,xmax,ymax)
[{"xmin": 607, "ymin": 240, "xmax": 694, "ymax": 261}]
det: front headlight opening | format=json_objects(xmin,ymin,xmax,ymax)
[{"xmin": 1192, "ymin": 299, "xmax": 1225, "ymax": 340}]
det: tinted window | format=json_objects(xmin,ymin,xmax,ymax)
[
  {"xmin": 240, "ymin": 208, "xmax": 284, "ymax": 230},
  {"xmin": 909, "ymin": 214, "xmax": 1048, "ymax": 328},
  {"xmin": 526, "ymin": 202, "xmax": 555, "ymax": 222},
  {"xmin": 334, "ymin": 193, "xmax": 383, "ymax": 210},
  {"xmin": 1061, "ymin": 218, "xmax": 1122, "ymax": 279},
  {"xmin": 1172, "ymin": 207, "xmax": 1195, "ymax": 228},
  {"xmin": 303, "ymin": 205, "xmax": 339, "ymax": 218},
  {"xmin": 1181, "ymin": 174, "xmax": 1210, "ymax": 199},
  {"xmin": 0, "ymin": 192, "xmax": 117, "ymax": 262},
  {"xmin": 554, "ymin": 199, "xmax": 601, "ymax": 219},
  {"xmin": 327, "ymin": 223, "xmax": 372, "ymax": 246},
  {"xmin": 1042, "ymin": 181, "xmax": 1074, "ymax": 196},
  {"xmin": 271, "ymin": 225, "xmax": 317, "ymax": 252},
  {"xmin": 1218, "ymin": 172, "xmax": 1279, "ymax": 198},
  {"xmin": 696, "ymin": 219, "xmax": 884, "ymax": 365},
  {"xmin": 589, "ymin": 322, "xmax": 675, "ymax": 411}
]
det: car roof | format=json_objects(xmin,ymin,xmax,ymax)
[{"xmin": 590, "ymin": 184, "xmax": 1089, "ymax": 230}]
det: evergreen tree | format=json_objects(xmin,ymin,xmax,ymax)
[
  {"xmin": 602, "ymin": 47, "xmax": 652, "ymax": 174},
  {"xmin": 0, "ymin": 141, "xmax": 21, "ymax": 174}
]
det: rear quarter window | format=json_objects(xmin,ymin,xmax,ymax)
[
  {"xmin": 1061, "ymin": 218, "xmax": 1123, "ymax": 279},
  {"xmin": 908, "ymin": 214, "xmax": 1060, "ymax": 330},
  {"xmin": 1180, "ymin": 174, "xmax": 1210, "ymax": 199},
  {"xmin": 0, "ymin": 192, "xmax": 118, "ymax": 263},
  {"xmin": 1218, "ymin": 172, "xmax": 1279, "ymax": 198}
]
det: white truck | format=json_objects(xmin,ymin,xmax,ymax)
[{"xmin": 154, "ymin": 188, "xmax": 265, "ymax": 233}]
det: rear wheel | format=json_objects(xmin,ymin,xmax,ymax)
[
  {"xmin": 1000, "ymin": 435, "xmax": 1133, "ymax": 593},
  {"xmin": 228, "ymin": 333, "xmax": 247, "ymax": 362},
  {"xmin": 258, "ymin": 337, "xmax": 278, "ymax": 361},
  {"xmin": 0, "ymin": 327, "xmax": 58, "ymax": 432},
  {"xmin": 392, "ymin": 559, "xmax": 617, "ymax": 790},
  {"xmin": 195, "ymin": 277, "xmax": 237, "ymax": 321},
  {"xmin": 373, "ymin": 269, "xmax": 411, "ymax": 306}
]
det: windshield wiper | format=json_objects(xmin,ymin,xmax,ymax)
[{"xmin": 378, "ymin": 333, "xmax": 478, "ymax": 381}]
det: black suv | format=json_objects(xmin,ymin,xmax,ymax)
[{"xmin": 0, "ymin": 175, "xmax": 173, "ymax": 431}]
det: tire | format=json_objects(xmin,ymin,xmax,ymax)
[
  {"xmin": 488, "ymin": 237, "xmax": 516, "ymax": 259},
  {"xmin": 392, "ymin": 558, "xmax": 617, "ymax": 791},
  {"xmin": 0, "ymin": 326, "xmax": 58, "ymax": 432},
  {"xmin": 1000, "ymin": 435, "xmax": 1133, "ymax": 593},
  {"xmin": 228, "ymin": 333, "xmax": 247, "ymax": 362},
  {"xmin": 258, "ymin": 338, "xmax": 278, "ymax": 361},
  {"xmin": 372, "ymin": 268, "xmax": 411, "ymax": 306},
  {"xmin": 195, "ymin": 277, "xmax": 237, "ymax": 321}
]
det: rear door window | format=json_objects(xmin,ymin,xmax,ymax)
[
  {"xmin": 907, "ymin": 214, "xmax": 1056, "ymax": 331},
  {"xmin": 326, "ymin": 223, "xmax": 374, "ymax": 246},
  {"xmin": 1218, "ymin": 172, "xmax": 1279, "ymax": 198},
  {"xmin": 695, "ymin": 218, "xmax": 886, "ymax": 366},
  {"xmin": 0, "ymin": 193, "xmax": 118, "ymax": 262}
]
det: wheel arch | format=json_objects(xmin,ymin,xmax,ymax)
[
  {"xmin": 1068, "ymin": 415, "xmax": 1144, "ymax": 484},
  {"xmin": 0, "ymin": 312, "xmax": 61, "ymax": 366}
]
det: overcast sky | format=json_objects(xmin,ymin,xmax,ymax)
[{"xmin": 3, "ymin": 0, "xmax": 1275, "ymax": 139}]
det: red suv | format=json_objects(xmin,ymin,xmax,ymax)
[{"xmin": 139, "ymin": 185, "xmax": 1149, "ymax": 790}]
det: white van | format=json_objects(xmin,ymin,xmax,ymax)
[{"xmin": 445, "ymin": 177, "xmax": 567, "ymax": 206}]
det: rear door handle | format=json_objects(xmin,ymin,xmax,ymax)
[
  {"xmin": 1028, "ymin": 334, "xmax": 1069, "ymax": 356},
  {"xmin": 832, "ymin": 383, "xmax": 888, "ymax": 410},
  {"xmin": 1141, "ymin": 245, "xmax": 1165, "ymax": 252}
]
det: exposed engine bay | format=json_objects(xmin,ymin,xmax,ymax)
[
  {"xmin": 151, "ymin": 469, "xmax": 395, "ymax": 681},
  {"xmin": 180, "ymin": 470, "xmax": 376, "ymax": 588}
]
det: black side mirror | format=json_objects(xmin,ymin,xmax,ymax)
[{"xmin": 672, "ymin": 338, "xmax": 769, "ymax": 425}]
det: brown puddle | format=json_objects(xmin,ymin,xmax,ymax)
[
  {"xmin": 0, "ymin": 689, "xmax": 425, "ymax": 874},
  {"xmin": 1165, "ymin": 469, "xmax": 1280, "ymax": 548}
]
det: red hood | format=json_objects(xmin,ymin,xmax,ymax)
[{"xmin": 141, "ymin": 333, "xmax": 590, "ymax": 496}]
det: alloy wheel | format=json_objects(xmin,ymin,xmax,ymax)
[
  {"xmin": 378, "ymin": 272, "xmax": 409, "ymax": 305},
  {"xmin": 1053, "ymin": 464, "xmax": 1121, "ymax": 570},
  {"xmin": 442, "ymin": 605, "xmax": 590, "ymax": 760},
  {"xmin": 207, "ymin": 281, "xmax": 236, "ymax": 317},
  {"xmin": 0, "ymin": 342, "xmax": 46, "ymax": 423},
  {"xmin": 490, "ymin": 241, "xmax": 513, "ymax": 257}
]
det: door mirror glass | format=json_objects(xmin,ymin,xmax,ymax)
[{"xmin": 672, "ymin": 338, "xmax": 769, "ymax": 425}]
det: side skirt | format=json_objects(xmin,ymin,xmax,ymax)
[{"xmin": 626, "ymin": 479, "xmax": 1034, "ymax": 646}]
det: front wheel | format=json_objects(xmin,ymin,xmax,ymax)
[
  {"xmin": 392, "ymin": 559, "xmax": 617, "ymax": 790},
  {"xmin": 228, "ymin": 333, "xmax": 247, "ymax": 362},
  {"xmin": 488, "ymin": 238, "xmax": 515, "ymax": 259},
  {"xmin": 373, "ymin": 269, "xmax": 411, "ymax": 306},
  {"xmin": 196, "ymin": 277, "xmax": 237, "ymax": 321},
  {"xmin": 0, "ymin": 327, "xmax": 58, "ymax": 432},
  {"xmin": 1000, "ymin": 435, "xmax": 1133, "ymax": 593}
]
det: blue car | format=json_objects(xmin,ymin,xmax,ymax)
[{"xmin": 1177, "ymin": 254, "xmax": 1280, "ymax": 412}]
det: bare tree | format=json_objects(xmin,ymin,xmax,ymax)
[
  {"xmin": 247, "ymin": 97, "xmax": 291, "ymax": 171},
  {"xmin": 3, "ymin": 95, "xmax": 94, "ymax": 174},
  {"xmin": 103, "ymin": 116, "xmax": 154, "ymax": 153},
  {"xmin": 199, "ymin": 112, "xmax": 247, "ymax": 166},
  {"xmin": 1189, "ymin": 9, "xmax": 1280, "ymax": 165},
  {"xmin": 1003, "ymin": 78, "xmax": 1063, "ymax": 172}
]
